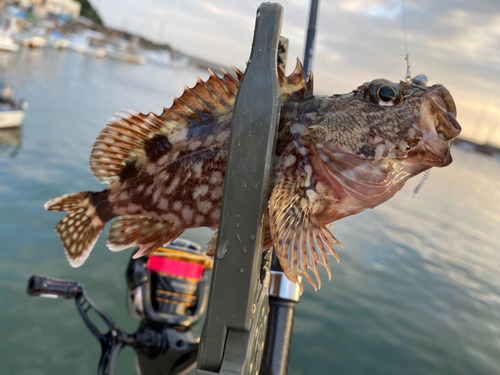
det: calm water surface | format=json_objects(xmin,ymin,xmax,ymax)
[{"xmin": 1, "ymin": 48, "xmax": 499, "ymax": 375}]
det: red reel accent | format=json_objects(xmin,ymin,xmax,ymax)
[{"xmin": 147, "ymin": 256, "xmax": 204, "ymax": 280}]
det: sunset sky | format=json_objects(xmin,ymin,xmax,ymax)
[{"xmin": 93, "ymin": 0, "xmax": 500, "ymax": 146}]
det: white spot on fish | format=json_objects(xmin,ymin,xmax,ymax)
[
  {"xmin": 211, "ymin": 209, "xmax": 220, "ymax": 221},
  {"xmin": 298, "ymin": 147, "xmax": 308, "ymax": 156},
  {"xmin": 385, "ymin": 140, "xmax": 395, "ymax": 150},
  {"xmin": 374, "ymin": 136, "xmax": 383, "ymax": 143},
  {"xmin": 158, "ymin": 198, "xmax": 168, "ymax": 210},
  {"xmin": 306, "ymin": 189, "xmax": 317, "ymax": 202},
  {"xmin": 189, "ymin": 140, "xmax": 202, "ymax": 150},
  {"xmin": 304, "ymin": 165, "xmax": 312, "ymax": 175},
  {"xmin": 192, "ymin": 162, "xmax": 203, "ymax": 178},
  {"xmin": 173, "ymin": 201, "xmax": 182, "ymax": 211},
  {"xmin": 195, "ymin": 215, "xmax": 204, "ymax": 224},
  {"xmin": 166, "ymin": 176, "xmax": 180, "ymax": 194},
  {"xmin": 193, "ymin": 185, "xmax": 209, "ymax": 199},
  {"xmin": 158, "ymin": 171, "xmax": 169, "ymax": 182},
  {"xmin": 182, "ymin": 206, "xmax": 193, "ymax": 222},
  {"xmin": 145, "ymin": 185, "xmax": 154, "ymax": 196},
  {"xmin": 158, "ymin": 154, "xmax": 169, "ymax": 165},
  {"xmin": 146, "ymin": 163, "xmax": 156, "ymax": 175},
  {"xmin": 290, "ymin": 123, "xmax": 306, "ymax": 135},
  {"xmin": 210, "ymin": 171, "xmax": 223, "ymax": 184},
  {"xmin": 284, "ymin": 154, "xmax": 296, "ymax": 167},
  {"xmin": 197, "ymin": 200, "xmax": 212, "ymax": 214},
  {"xmin": 216, "ymin": 129, "xmax": 229, "ymax": 143},
  {"xmin": 120, "ymin": 191, "xmax": 129, "ymax": 200},
  {"xmin": 136, "ymin": 185, "xmax": 145, "ymax": 193},
  {"xmin": 210, "ymin": 186, "xmax": 223, "ymax": 200},
  {"xmin": 175, "ymin": 128, "xmax": 188, "ymax": 142},
  {"xmin": 204, "ymin": 135, "xmax": 214, "ymax": 146},
  {"xmin": 375, "ymin": 145, "xmax": 384, "ymax": 161}
]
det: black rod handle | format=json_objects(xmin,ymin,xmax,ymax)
[
  {"xmin": 26, "ymin": 275, "xmax": 81, "ymax": 299},
  {"xmin": 261, "ymin": 297, "xmax": 297, "ymax": 375}
]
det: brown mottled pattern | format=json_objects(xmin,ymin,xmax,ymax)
[{"xmin": 45, "ymin": 61, "xmax": 461, "ymax": 290}]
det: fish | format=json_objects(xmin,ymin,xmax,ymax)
[{"xmin": 45, "ymin": 59, "xmax": 461, "ymax": 290}]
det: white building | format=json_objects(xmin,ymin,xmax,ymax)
[{"xmin": 17, "ymin": 0, "xmax": 81, "ymax": 19}]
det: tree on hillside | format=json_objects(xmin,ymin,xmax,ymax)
[{"xmin": 77, "ymin": 0, "xmax": 104, "ymax": 26}]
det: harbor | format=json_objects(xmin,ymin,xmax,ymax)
[{"xmin": 0, "ymin": 1, "xmax": 499, "ymax": 374}]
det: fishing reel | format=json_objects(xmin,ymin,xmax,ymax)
[
  {"xmin": 126, "ymin": 238, "xmax": 212, "ymax": 327},
  {"xmin": 27, "ymin": 239, "xmax": 212, "ymax": 375}
]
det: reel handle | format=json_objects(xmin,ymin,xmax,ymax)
[{"xmin": 26, "ymin": 275, "xmax": 81, "ymax": 299}]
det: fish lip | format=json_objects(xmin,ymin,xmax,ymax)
[{"xmin": 421, "ymin": 140, "xmax": 452, "ymax": 167}]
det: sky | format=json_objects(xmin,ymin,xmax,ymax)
[{"xmin": 92, "ymin": 0, "xmax": 500, "ymax": 146}]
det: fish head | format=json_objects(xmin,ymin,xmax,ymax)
[
  {"xmin": 307, "ymin": 75, "xmax": 461, "ymax": 170},
  {"xmin": 358, "ymin": 76, "xmax": 461, "ymax": 167}
]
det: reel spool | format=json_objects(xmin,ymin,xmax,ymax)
[{"xmin": 126, "ymin": 239, "xmax": 213, "ymax": 327}]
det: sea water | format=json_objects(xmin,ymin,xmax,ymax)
[{"xmin": 1, "ymin": 48, "xmax": 499, "ymax": 375}]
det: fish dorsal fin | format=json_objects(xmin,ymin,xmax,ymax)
[
  {"xmin": 89, "ymin": 68, "xmax": 241, "ymax": 183},
  {"xmin": 278, "ymin": 58, "xmax": 313, "ymax": 101},
  {"xmin": 89, "ymin": 60, "xmax": 312, "ymax": 184}
]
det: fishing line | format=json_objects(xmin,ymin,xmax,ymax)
[
  {"xmin": 412, "ymin": 169, "xmax": 430, "ymax": 197},
  {"xmin": 401, "ymin": 0, "xmax": 411, "ymax": 81}
]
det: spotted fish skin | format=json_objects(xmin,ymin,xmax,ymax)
[{"xmin": 45, "ymin": 59, "xmax": 461, "ymax": 289}]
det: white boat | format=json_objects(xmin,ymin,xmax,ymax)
[
  {"xmin": 23, "ymin": 35, "xmax": 47, "ymax": 48},
  {"xmin": 0, "ymin": 85, "xmax": 26, "ymax": 128},
  {"xmin": 106, "ymin": 49, "xmax": 146, "ymax": 64},
  {"xmin": 0, "ymin": 108, "xmax": 25, "ymax": 128},
  {"xmin": 0, "ymin": 33, "xmax": 19, "ymax": 52},
  {"xmin": 52, "ymin": 39, "xmax": 70, "ymax": 50}
]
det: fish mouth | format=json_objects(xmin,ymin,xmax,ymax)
[
  {"xmin": 415, "ymin": 85, "xmax": 461, "ymax": 167},
  {"xmin": 422, "ymin": 139, "xmax": 453, "ymax": 166}
]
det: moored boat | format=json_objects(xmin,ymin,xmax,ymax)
[
  {"xmin": 0, "ymin": 85, "xmax": 26, "ymax": 128},
  {"xmin": 0, "ymin": 33, "xmax": 19, "ymax": 52}
]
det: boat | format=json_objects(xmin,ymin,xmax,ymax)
[
  {"xmin": 105, "ymin": 37, "xmax": 146, "ymax": 64},
  {"xmin": 0, "ymin": 33, "xmax": 19, "ymax": 52},
  {"xmin": 0, "ymin": 84, "xmax": 26, "ymax": 128},
  {"xmin": 106, "ymin": 49, "xmax": 146, "ymax": 64},
  {"xmin": 23, "ymin": 35, "xmax": 47, "ymax": 48}
]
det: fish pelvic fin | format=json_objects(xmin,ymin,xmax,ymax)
[
  {"xmin": 44, "ymin": 191, "xmax": 105, "ymax": 267},
  {"xmin": 107, "ymin": 215, "xmax": 181, "ymax": 259},
  {"xmin": 269, "ymin": 174, "xmax": 342, "ymax": 291}
]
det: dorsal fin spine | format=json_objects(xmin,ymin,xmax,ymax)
[
  {"xmin": 89, "ymin": 60, "xmax": 314, "ymax": 183},
  {"xmin": 184, "ymin": 85, "xmax": 212, "ymax": 113}
]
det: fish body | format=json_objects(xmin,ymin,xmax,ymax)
[{"xmin": 45, "ymin": 60, "xmax": 461, "ymax": 289}]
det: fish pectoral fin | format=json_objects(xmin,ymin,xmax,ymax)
[
  {"xmin": 269, "ymin": 175, "xmax": 342, "ymax": 291},
  {"xmin": 107, "ymin": 215, "xmax": 179, "ymax": 258}
]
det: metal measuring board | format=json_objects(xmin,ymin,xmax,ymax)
[{"xmin": 196, "ymin": 3, "xmax": 283, "ymax": 375}]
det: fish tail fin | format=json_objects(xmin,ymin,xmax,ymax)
[{"xmin": 44, "ymin": 191, "xmax": 105, "ymax": 267}]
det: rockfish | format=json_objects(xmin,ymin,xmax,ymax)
[{"xmin": 45, "ymin": 60, "xmax": 461, "ymax": 289}]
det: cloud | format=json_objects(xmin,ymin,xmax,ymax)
[{"xmin": 92, "ymin": 0, "xmax": 500, "ymax": 146}]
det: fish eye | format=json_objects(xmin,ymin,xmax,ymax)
[
  {"xmin": 365, "ymin": 79, "xmax": 402, "ymax": 107},
  {"xmin": 378, "ymin": 86, "xmax": 396, "ymax": 102}
]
